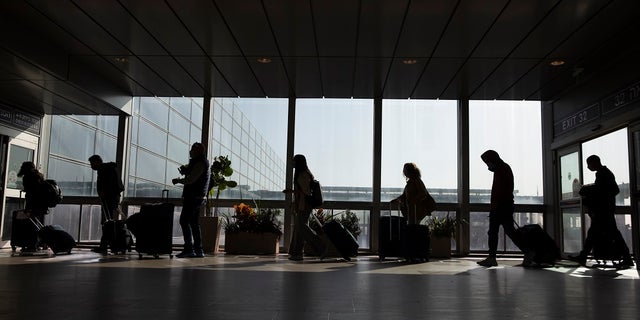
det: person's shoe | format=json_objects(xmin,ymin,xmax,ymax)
[
  {"xmin": 176, "ymin": 251, "xmax": 196, "ymax": 258},
  {"xmin": 477, "ymin": 256, "xmax": 498, "ymax": 267},
  {"xmin": 617, "ymin": 258, "xmax": 634, "ymax": 269},
  {"xmin": 288, "ymin": 255, "xmax": 303, "ymax": 261},
  {"xmin": 319, "ymin": 246, "xmax": 329, "ymax": 260},
  {"xmin": 194, "ymin": 251, "xmax": 205, "ymax": 258},
  {"xmin": 568, "ymin": 253, "xmax": 587, "ymax": 266}
]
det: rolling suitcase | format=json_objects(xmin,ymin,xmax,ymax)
[
  {"xmin": 403, "ymin": 204, "xmax": 430, "ymax": 263},
  {"xmin": 378, "ymin": 204, "xmax": 406, "ymax": 260},
  {"xmin": 10, "ymin": 209, "xmax": 39, "ymax": 253},
  {"xmin": 100, "ymin": 200, "xmax": 133, "ymax": 254},
  {"xmin": 591, "ymin": 227, "xmax": 629, "ymax": 267},
  {"xmin": 126, "ymin": 190, "xmax": 174, "ymax": 259},
  {"xmin": 516, "ymin": 223, "xmax": 560, "ymax": 265},
  {"xmin": 312, "ymin": 211, "xmax": 359, "ymax": 261},
  {"xmin": 33, "ymin": 220, "xmax": 75, "ymax": 255}
]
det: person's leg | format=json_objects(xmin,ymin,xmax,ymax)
[
  {"xmin": 178, "ymin": 201, "xmax": 195, "ymax": 257},
  {"xmin": 478, "ymin": 211, "xmax": 500, "ymax": 266},
  {"xmin": 288, "ymin": 210, "xmax": 306, "ymax": 260},
  {"xmin": 189, "ymin": 199, "xmax": 205, "ymax": 257},
  {"xmin": 299, "ymin": 210, "xmax": 326, "ymax": 256}
]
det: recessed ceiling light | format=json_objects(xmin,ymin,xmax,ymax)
[
  {"xmin": 114, "ymin": 57, "xmax": 128, "ymax": 63},
  {"xmin": 257, "ymin": 57, "xmax": 272, "ymax": 64},
  {"xmin": 550, "ymin": 60, "xmax": 565, "ymax": 66},
  {"xmin": 402, "ymin": 59, "xmax": 417, "ymax": 65}
]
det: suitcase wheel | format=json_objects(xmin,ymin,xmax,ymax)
[{"xmin": 138, "ymin": 254, "xmax": 143, "ymax": 260}]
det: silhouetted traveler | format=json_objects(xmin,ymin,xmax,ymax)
[
  {"xmin": 391, "ymin": 162, "xmax": 433, "ymax": 224},
  {"xmin": 284, "ymin": 154, "xmax": 327, "ymax": 261},
  {"xmin": 17, "ymin": 161, "xmax": 47, "ymax": 251},
  {"xmin": 172, "ymin": 142, "xmax": 210, "ymax": 258},
  {"xmin": 89, "ymin": 154, "xmax": 125, "ymax": 253},
  {"xmin": 569, "ymin": 155, "xmax": 633, "ymax": 268},
  {"xmin": 477, "ymin": 150, "xmax": 523, "ymax": 267}
]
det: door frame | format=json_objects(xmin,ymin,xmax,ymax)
[{"xmin": 628, "ymin": 123, "xmax": 640, "ymax": 261}]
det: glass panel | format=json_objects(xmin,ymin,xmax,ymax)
[
  {"xmin": 45, "ymin": 205, "xmax": 80, "ymax": 241},
  {"xmin": 135, "ymin": 149, "xmax": 166, "ymax": 184},
  {"xmin": 210, "ymin": 98, "xmax": 288, "ymax": 200},
  {"xmin": 79, "ymin": 204, "xmax": 102, "ymax": 242},
  {"xmin": 295, "ymin": 99, "xmax": 373, "ymax": 201},
  {"xmin": 469, "ymin": 101, "xmax": 543, "ymax": 204},
  {"xmin": 2, "ymin": 198, "xmax": 21, "ymax": 241},
  {"xmin": 560, "ymin": 152, "xmax": 581, "ymax": 200},
  {"xmin": 138, "ymin": 120, "xmax": 168, "ymax": 156},
  {"xmin": 50, "ymin": 117, "xmax": 95, "ymax": 162},
  {"xmin": 7, "ymin": 145, "xmax": 34, "ymax": 190},
  {"xmin": 562, "ymin": 207, "xmax": 582, "ymax": 253},
  {"xmin": 169, "ymin": 110, "xmax": 191, "ymax": 140},
  {"xmin": 139, "ymin": 97, "xmax": 169, "ymax": 128},
  {"xmin": 48, "ymin": 158, "xmax": 94, "ymax": 196},
  {"xmin": 635, "ymin": 131, "xmax": 640, "ymax": 190},
  {"xmin": 470, "ymin": 211, "xmax": 544, "ymax": 252},
  {"xmin": 582, "ymin": 128, "xmax": 630, "ymax": 205},
  {"xmin": 381, "ymin": 99, "xmax": 458, "ymax": 203},
  {"xmin": 95, "ymin": 132, "xmax": 117, "ymax": 160},
  {"xmin": 170, "ymin": 97, "xmax": 192, "ymax": 119}
]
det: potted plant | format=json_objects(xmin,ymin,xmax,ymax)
[
  {"xmin": 223, "ymin": 203, "xmax": 283, "ymax": 255},
  {"xmin": 200, "ymin": 155, "xmax": 238, "ymax": 254},
  {"xmin": 306, "ymin": 209, "xmax": 360, "ymax": 257},
  {"xmin": 426, "ymin": 215, "xmax": 466, "ymax": 258}
]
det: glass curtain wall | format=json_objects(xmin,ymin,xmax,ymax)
[
  {"xmin": 468, "ymin": 100, "xmax": 543, "ymax": 252},
  {"xmin": 381, "ymin": 99, "xmax": 458, "ymax": 205},
  {"xmin": 128, "ymin": 97, "xmax": 203, "ymax": 198}
]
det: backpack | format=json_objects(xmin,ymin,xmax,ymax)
[
  {"xmin": 41, "ymin": 179, "xmax": 63, "ymax": 208},
  {"xmin": 307, "ymin": 179, "xmax": 323, "ymax": 208}
]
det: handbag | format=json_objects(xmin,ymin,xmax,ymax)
[{"xmin": 421, "ymin": 192, "xmax": 436, "ymax": 215}]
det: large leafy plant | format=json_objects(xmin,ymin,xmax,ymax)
[
  {"xmin": 427, "ymin": 215, "xmax": 467, "ymax": 237},
  {"xmin": 209, "ymin": 155, "xmax": 238, "ymax": 216}
]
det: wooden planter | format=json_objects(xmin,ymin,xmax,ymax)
[
  {"xmin": 224, "ymin": 231, "xmax": 280, "ymax": 255},
  {"xmin": 200, "ymin": 216, "xmax": 223, "ymax": 254},
  {"xmin": 430, "ymin": 235, "xmax": 452, "ymax": 258}
]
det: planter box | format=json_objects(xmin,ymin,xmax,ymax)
[
  {"xmin": 224, "ymin": 231, "xmax": 280, "ymax": 255},
  {"xmin": 200, "ymin": 216, "xmax": 222, "ymax": 254},
  {"xmin": 430, "ymin": 236, "xmax": 452, "ymax": 258}
]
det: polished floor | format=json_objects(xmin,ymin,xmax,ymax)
[{"xmin": 0, "ymin": 249, "xmax": 638, "ymax": 320}]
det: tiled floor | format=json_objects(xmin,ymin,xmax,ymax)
[{"xmin": 0, "ymin": 249, "xmax": 638, "ymax": 319}]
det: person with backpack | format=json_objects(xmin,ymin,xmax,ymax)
[
  {"xmin": 283, "ymin": 154, "xmax": 327, "ymax": 261},
  {"xmin": 17, "ymin": 161, "xmax": 48, "ymax": 251},
  {"xmin": 89, "ymin": 154, "xmax": 125, "ymax": 254},
  {"xmin": 390, "ymin": 162, "xmax": 433, "ymax": 224}
]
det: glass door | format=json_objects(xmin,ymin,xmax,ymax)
[{"xmin": 557, "ymin": 146, "xmax": 583, "ymax": 253}]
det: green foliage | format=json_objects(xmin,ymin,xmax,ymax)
[
  {"xmin": 223, "ymin": 203, "xmax": 283, "ymax": 235},
  {"xmin": 311, "ymin": 209, "xmax": 361, "ymax": 239},
  {"xmin": 427, "ymin": 215, "xmax": 467, "ymax": 237},
  {"xmin": 210, "ymin": 155, "xmax": 238, "ymax": 194}
]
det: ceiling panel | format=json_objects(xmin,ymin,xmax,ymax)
[
  {"xmin": 411, "ymin": 58, "xmax": 465, "ymax": 99},
  {"xmin": 356, "ymin": 0, "xmax": 409, "ymax": 57},
  {"xmin": 107, "ymin": 56, "xmax": 180, "ymax": 97},
  {"xmin": 319, "ymin": 58, "xmax": 355, "ymax": 98},
  {"xmin": 250, "ymin": 59, "xmax": 291, "ymax": 98},
  {"xmin": 383, "ymin": 58, "xmax": 428, "ymax": 99},
  {"xmin": 433, "ymin": 0, "xmax": 511, "ymax": 57},
  {"xmin": 214, "ymin": 0, "xmax": 279, "ymax": 57},
  {"xmin": 313, "ymin": 0, "xmax": 360, "ymax": 57},
  {"xmin": 139, "ymin": 56, "xmax": 206, "ymax": 97},
  {"xmin": 177, "ymin": 57, "xmax": 236, "ymax": 97},
  {"xmin": 469, "ymin": 59, "xmax": 540, "ymax": 100},
  {"xmin": 394, "ymin": 0, "xmax": 459, "ymax": 57},
  {"xmin": 263, "ymin": 0, "xmax": 316, "ymax": 57},
  {"xmin": 441, "ymin": 58, "xmax": 503, "ymax": 99},
  {"xmin": 282, "ymin": 57, "xmax": 322, "ymax": 98},
  {"xmin": 210, "ymin": 56, "xmax": 263, "ymax": 97},
  {"xmin": 166, "ymin": 0, "xmax": 241, "ymax": 56},
  {"xmin": 353, "ymin": 57, "xmax": 392, "ymax": 98}
]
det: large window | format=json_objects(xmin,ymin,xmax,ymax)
[
  {"xmin": 469, "ymin": 100, "xmax": 543, "ymax": 204},
  {"xmin": 581, "ymin": 128, "xmax": 629, "ymax": 205},
  {"xmin": 210, "ymin": 98, "xmax": 288, "ymax": 200},
  {"xmin": 381, "ymin": 99, "xmax": 458, "ymax": 203},
  {"xmin": 295, "ymin": 99, "xmax": 374, "ymax": 202},
  {"xmin": 129, "ymin": 97, "xmax": 203, "ymax": 198}
]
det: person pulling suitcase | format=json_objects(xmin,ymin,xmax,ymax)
[{"xmin": 89, "ymin": 155, "xmax": 125, "ymax": 254}]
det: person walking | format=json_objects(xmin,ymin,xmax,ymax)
[
  {"xmin": 477, "ymin": 150, "xmax": 524, "ymax": 267},
  {"xmin": 570, "ymin": 155, "xmax": 634, "ymax": 268},
  {"xmin": 391, "ymin": 162, "xmax": 433, "ymax": 224},
  {"xmin": 172, "ymin": 142, "xmax": 210, "ymax": 258},
  {"xmin": 89, "ymin": 155, "xmax": 125, "ymax": 253},
  {"xmin": 284, "ymin": 154, "xmax": 327, "ymax": 261}
]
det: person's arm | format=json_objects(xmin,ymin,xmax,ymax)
[{"xmin": 173, "ymin": 161, "xmax": 206, "ymax": 185}]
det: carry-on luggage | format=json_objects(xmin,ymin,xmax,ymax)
[
  {"xmin": 312, "ymin": 211, "xmax": 359, "ymax": 261},
  {"xmin": 516, "ymin": 223, "xmax": 560, "ymax": 265},
  {"xmin": 405, "ymin": 224, "xmax": 430, "ymax": 262},
  {"xmin": 33, "ymin": 220, "xmax": 75, "ymax": 255},
  {"xmin": 10, "ymin": 209, "xmax": 39, "ymax": 253},
  {"xmin": 126, "ymin": 190, "xmax": 174, "ymax": 259},
  {"xmin": 378, "ymin": 205, "xmax": 406, "ymax": 260},
  {"xmin": 100, "ymin": 200, "xmax": 133, "ymax": 254},
  {"xmin": 591, "ymin": 227, "xmax": 629, "ymax": 267}
]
